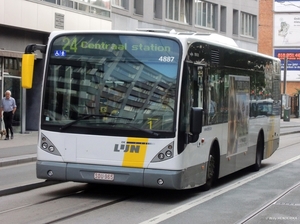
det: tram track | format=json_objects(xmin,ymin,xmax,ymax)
[
  {"xmin": 0, "ymin": 185, "xmax": 85, "ymax": 215},
  {"xmin": 238, "ymin": 181, "xmax": 300, "ymax": 224},
  {"xmin": 0, "ymin": 182, "xmax": 139, "ymax": 224},
  {"xmin": 45, "ymin": 195, "xmax": 133, "ymax": 224},
  {"xmin": 1, "ymin": 187, "xmax": 133, "ymax": 224}
]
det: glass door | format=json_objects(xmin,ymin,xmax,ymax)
[
  {"xmin": 3, "ymin": 75, "xmax": 21, "ymax": 133},
  {"xmin": 1, "ymin": 57, "xmax": 22, "ymax": 133}
]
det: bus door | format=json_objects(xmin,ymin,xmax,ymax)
[
  {"xmin": 195, "ymin": 65, "xmax": 204, "ymax": 110},
  {"xmin": 194, "ymin": 64, "xmax": 210, "ymax": 125}
]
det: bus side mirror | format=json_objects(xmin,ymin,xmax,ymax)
[
  {"xmin": 21, "ymin": 54, "xmax": 35, "ymax": 89},
  {"xmin": 189, "ymin": 107, "xmax": 203, "ymax": 143}
]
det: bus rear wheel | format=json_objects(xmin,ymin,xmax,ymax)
[{"xmin": 252, "ymin": 134, "xmax": 263, "ymax": 171}]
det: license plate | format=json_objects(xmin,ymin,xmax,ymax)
[{"xmin": 94, "ymin": 172, "xmax": 114, "ymax": 181}]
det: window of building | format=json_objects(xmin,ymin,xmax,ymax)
[
  {"xmin": 61, "ymin": 0, "xmax": 73, "ymax": 8},
  {"xmin": 220, "ymin": 6, "xmax": 226, "ymax": 32},
  {"xmin": 43, "ymin": 0, "xmax": 57, "ymax": 4},
  {"xmin": 241, "ymin": 12, "xmax": 257, "ymax": 38},
  {"xmin": 166, "ymin": 0, "xmax": 191, "ymax": 24},
  {"xmin": 112, "ymin": 0, "xmax": 122, "ymax": 6},
  {"xmin": 78, "ymin": 3, "xmax": 90, "ymax": 13},
  {"xmin": 195, "ymin": 1, "xmax": 217, "ymax": 29},
  {"xmin": 40, "ymin": 0, "xmax": 111, "ymax": 17},
  {"xmin": 154, "ymin": 0, "xmax": 163, "ymax": 19},
  {"xmin": 112, "ymin": 0, "xmax": 129, "ymax": 9},
  {"xmin": 134, "ymin": 0, "xmax": 143, "ymax": 15},
  {"xmin": 233, "ymin": 9, "xmax": 238, "ymax": 35}
]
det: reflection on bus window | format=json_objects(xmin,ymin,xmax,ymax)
[{"xmin": 250, "ymin": 99, "xmax": 275, "ymax": 117}]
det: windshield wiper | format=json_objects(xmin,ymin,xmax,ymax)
[{"xmin": 59, "ymin": 114, "xmax": 133, "ymax": 131}]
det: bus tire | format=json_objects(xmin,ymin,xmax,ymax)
[
  {"xmin": 252, "ymin": 134, "xmax": 263, "ymax": 171},
  {"xmin": 201, "ymin": 149, "xmax": 217, "ymax": 191}
]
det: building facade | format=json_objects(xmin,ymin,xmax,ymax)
[
  {"xmin": 0, "ymin": 0, "xmax": 111, "ymax": 132},
  {"xmin": 0, "ymin": 0, "xmax": 261, "ymax": 131},
  {"xmin": 258, "ymin": 0, "xmax": 273, "ymax": 56}
]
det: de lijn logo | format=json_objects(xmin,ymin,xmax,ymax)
[{"xmin": 114, "ymin": 141, "xmax": 150, "ymax": 153}]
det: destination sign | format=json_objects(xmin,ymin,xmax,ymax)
[
  {"xmin": 50, "ymin": 34, "xmax": 180, "ymax": 78},
  {"xmin": 52, "ymin": 35, "xmax": 178, "ymax": 55}
]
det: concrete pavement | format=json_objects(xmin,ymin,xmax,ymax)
[
  {"xmin": 280, "ymin": 117, "xmax": 300, "ymax": 127},
  {"xmin": 0, "ymin": 131, "xmax": 38, "ymax": 167},
  {"xmin": 1, "ymin": 118, "xmax": 300, "ymax": 167}
]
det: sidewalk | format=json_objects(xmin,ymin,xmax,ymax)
[
  {"xmin": 280, "ymin": 117, "xmax": 300, "ymax": 127},
  {"xmin": 1, "ymin": 118, "xmax": 300, "ymax": 167},
  {"xmin": 0, "ymin": 131, "xmax": 38, "ymax": 149},
  {"xmin": 0, "ymin": 131, "xmax": 38, "ymax": 167}
]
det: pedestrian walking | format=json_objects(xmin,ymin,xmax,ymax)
[{"xmin": 0, "ymin": 90, "xmax": 17, "ymax": 140}]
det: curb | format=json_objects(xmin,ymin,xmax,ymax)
[
  {"xmin": 280, "ymin": 131, "xmax": 300, "ymax": 136},
  {"xmin": 0, "ymin": 154, "xmax": 37, "ymax": 167}
]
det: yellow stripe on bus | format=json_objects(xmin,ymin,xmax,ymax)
[{"xmin": 122, "ymin": 137, "xmax": 149, "ymax": 168}]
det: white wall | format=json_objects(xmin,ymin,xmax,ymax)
[{"xmin": 0, "ymin": 0, "xmax": 112, "ymax": 32}]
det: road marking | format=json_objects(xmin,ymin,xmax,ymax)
[{"xmin": 140, "ymin": 154, "xmax": 300, "ymax": 224}]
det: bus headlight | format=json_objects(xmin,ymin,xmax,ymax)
[
  {"xmin": 151, "ymin": 142, "xmax": 174, "ymax": 162},
  {"xmin": 165, "ymin": 150, "xmax": 172, "ymax": 157},
  {"xmin": 158, "ymin": 153, "xmax": 165, "ymax": 160},
  {"xmin": 40, "ymin": 133, "xmax": 61, "ymax": 156},
  {"xmin": 48, "ymin": 146, "xmax": 55, "ymax": 152},
  {"xmin": 42, "ymin": 142, "xmax": 48, "ymax": 149}
]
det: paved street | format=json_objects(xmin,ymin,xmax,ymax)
[{"xmin": 0, "ymin": 120, "xmax": 300, "ymax": 223}]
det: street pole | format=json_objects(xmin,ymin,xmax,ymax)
[
  {"xmin": 21, "ymin": 88, "xmax": 26, "ymax": 133},
  {"xmin": 283, "ymin": 57, "xmax": 287, "ymax": 94},
  {"xmin": 283, "ymin": 57, "xmax": 290, "ymax": 121}
]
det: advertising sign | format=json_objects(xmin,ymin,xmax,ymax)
[
  {"xmin": 274, "ymin": 14, "xmax": 300, "ymax": 46},
  {"xmin": 274, "ymin": 49, "xmax": 300, "ymax": 81},
  {"xmin": 227, "ymin": 76, "xmax": 249, "ymax": 156}
]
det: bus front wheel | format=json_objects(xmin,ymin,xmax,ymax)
[{"xmin": 201, "ymin": 149, "xmax": 217, "ymax": 191}]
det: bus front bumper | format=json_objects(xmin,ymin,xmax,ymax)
[{"xmin": 36, "ymin": 161, "xmax": 205, "ymax": 190}]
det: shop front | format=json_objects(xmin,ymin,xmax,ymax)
[{"xmin": 0, "ymin": 55, "xmax": 22, "ymax": 133}]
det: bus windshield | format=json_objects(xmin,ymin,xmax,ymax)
[{"xmin": 41, "ymin": 33, "xmax": 180, "ymax": 137}]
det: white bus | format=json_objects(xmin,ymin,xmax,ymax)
[{"xmin": 21, "ymin": 30, "xmax": 281, "ymax": 190}]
